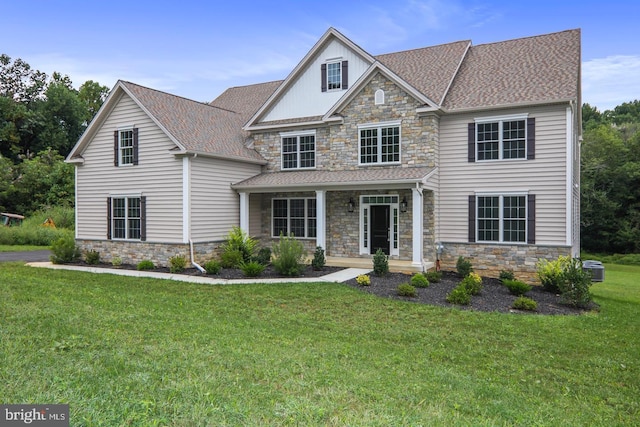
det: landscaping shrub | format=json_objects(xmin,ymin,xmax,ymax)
[
  {"xmin": 240, "ymin": 260, "xmax": 265, "ymax": 277},
  {"xmin": 499, "ymin": 269, "xmax": 515, "ymax": 282},
  {"xmin": 137, "ymin": 260, "xmax": 155, "ymax": 270},
  {"xmin": 311, "ymin": 246, "xmax": 326, "ymax": 270},
  {"xmin": 410, "ymin": 273, "xmax": 429, "ymax": 288},
  {"xmin": 85, "ymin": 250, "xmax": 100, "ymax": 265},
  {"xmin": 221, "ymin": 226, "xmax": 257, "ymax": 264},
  {"xmin": 252, "ymin": 247, "xmax": 272, "ymax": 266},
  {"xmin": 373, "ymin": 248, "xmax": 389, "ymax": 276},
  {"xmin": 111, "ymin": 256, "xmax": 122, "ymax": 267},
  {"xmin": 512, "ymin": 296, "xmax": 538, "ymax": 311},
  {"xmin": 503, "ymin": 279, "xmax": 532, "ymax": 296},
  {"xmin": 221, "ymin": 249, "xmax": 244, "ymax": 269},
  {"xmin": 169, "ymin": 255, "xmax": 187, "ymax": 273},
  {"xmin": 203, "ymin": 259, "xmax": 221, "ymax": 275},
  {"xmin": 272, "ymin": 233, "xmax": 307, "ymax": 277},
  {"xmin": 356, "ymin": 274, "xmax": 371, "ymax": 286},
  {"xmin": 536, "ymin": 255, "xmax": 570, "ymax": 293},
  {"xmin": 397, "ymin": 283, "xmax": 417, "ymax": 297},
  {"xmin": 446, "ymin": 285, "xmax": 471, "ymax": 305},
  {"xmin": 456, "ymin": 256, "xmax": 473, "ymax": 277},
  {"xmin": 424, "ymin": 270, "xmax": 442, "ymax": 283},
  {"xmin": 558, "ymin": 257, "xmax": 593, "ymax": 308},
  {"xmin": 461, "ymin": 272, "xmax": 482, "ymax": 295},
  {"xmin": 49, "ymin": 235, "xmax": 80, "ymax": 264}
]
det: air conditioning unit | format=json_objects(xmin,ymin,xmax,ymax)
[{"xmin": 582, "ymin": 260, "xmax": 605, "ymax": 282}]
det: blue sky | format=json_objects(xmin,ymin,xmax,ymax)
[{"xmin": 2, "ymin": 0, "xmax": 638, "ymax": 111}]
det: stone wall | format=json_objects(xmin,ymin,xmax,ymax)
[
  {"xmin": 437, "ymin": 242, "xmax": 573, "ymax": 283},
  {"xmin": 76, "ymin": 239, "xmax": 222, "ymax": 267}
]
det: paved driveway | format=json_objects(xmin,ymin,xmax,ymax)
[{"xmin": 0, "ymin": 250, "xmax": 51, "ymax": 262}]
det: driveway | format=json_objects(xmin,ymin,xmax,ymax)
[{"xmin": 0, "ymin": 250, "xmax": 51, "ymax": 262}]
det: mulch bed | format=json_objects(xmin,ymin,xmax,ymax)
[{"xmin": 69, "ymin": 261, "xmax": 597, "ymax": 315}]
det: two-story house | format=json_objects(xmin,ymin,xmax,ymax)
[{"xmin": 66, "ymin": 27, "xmax": 581, "ymax": 280}]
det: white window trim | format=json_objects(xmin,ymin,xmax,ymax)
[
  {"xmin": 359, "ymin": 194, "xmax": 400, "ymax": 257},
  {"xmin": 474, "ymin": 114, "xmax": 528, "ymax": 162},
  {"xmin": 280, "ymin": 130, "xmax": 316, "ymax": 170},
  {"xmin": 325, "ymin": 60, "xmax": 342, "ymax": 92},
  {"xmin": 118, "ymin": 127, "xmax": 135, "ymax": 166},
  {"xmin": 110, "ymin": 194, "xmax": 142, "ymax": 241},
  {"xmin": 271, "ymin": 197, "xmax": 317, "ymax": 239},
  {"xmin": 357, "ymin": 121, "xmax": 402, "ymax": 166},
  {"xmin": 475, "ymin": 192, "xmax": 528, "ymax": 244}
]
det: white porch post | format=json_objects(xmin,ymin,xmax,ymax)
[
  {"xmin": 315, "ymin": 190, "xmax": 326, "ymax": 250},
  {"xmin": 412, "ymin": 187, "xmax": 423, "ymax": 268},
  {"xmin": 239, "ymin": 192, "xmax": 249, "ymax": 233}
]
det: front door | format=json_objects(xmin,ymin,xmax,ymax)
[{"xmin": 370, "ymin": 205, "xmax": 390, "ymax": 255}]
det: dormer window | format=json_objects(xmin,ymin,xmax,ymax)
[{"xmin": 321, "ymin": 60, "xmax": 348, "ymax": 92}]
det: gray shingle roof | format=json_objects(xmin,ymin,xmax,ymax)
[{"xmin": 232, "ymin": 167, "xmax": 435, "ymax": 190}]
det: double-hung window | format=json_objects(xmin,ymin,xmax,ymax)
[
  {"xmin": 114, "ymin": 127, "xmax": 139, "ymax": 166},
  {"xmin": 359, "ymin": 122, "xmax": 401, "ymax": 165},
  {"xmin": 281, "ymin": 131, "xmax": 315, "ymax": 170},
  {"xmin": 476, "ymin": 194, "xmax": 527, "ymax": 243},
  {"xmin": 272, "ymin": 198, "xmax": 316, "ymax": 238},
  {"xmin": 321, "ymin": 60, "xmax": 348, "ymax": 92},
  {"xmin": 471, "ymin": 115, "xmax": 534, "ymax": 162},
  {"xmin": 108, "ymin": 196, "xmax": 145, "ymax": 240}
]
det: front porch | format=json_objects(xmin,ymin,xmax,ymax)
[{"xmin": 325, "ymin": 256, "xmax": 434, "ymax": 274}]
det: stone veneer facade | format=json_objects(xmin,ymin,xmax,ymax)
[{"xmin": 438, "ymin": 243, "xmax": 572, "ymax": 283}]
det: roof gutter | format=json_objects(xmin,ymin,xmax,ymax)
[
  {"xmin": 232, "ymin": 176, "xmax": 430, "ymax": 192},
  {"xmin": 440, "ymin": 98, "xmax": 576, "ymax": 115},
  {"xmin": 171, "ymin": 149, "xmax": 267, "ymax": 165}
]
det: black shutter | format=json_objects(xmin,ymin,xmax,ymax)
[
  {"xmin": 468, "ymin": 195, "xmax": 476, "ymax": 242},
  {"xmin": 527, "ymin": 194, "xmax": 536, "ymax": 244},
  {"xmin": 140, "ymin": 196, "xmax": 146, "ymax": 241},
  {"xmin": 321, "ymin": 63, "xmax": 327, "ymax": 92},
  {"xmin": 133, "ymin": 127, "xmax": 139, "ymax": 165},
  {"xmin": 107, "ymin": 197, "xmax": 112, "ymax": 239},
  {"xmin": 341, "ymin": 60, "xmax": 348, "ymax": 90},
  {"xmin": 113, "ymin": 130, "xmax": 119, "ymax": 166},
  {"xmin": 527, "ymin": 117, "xmax": 535, "ymax": 160},
  {"xmin": 468, "ymin": 123, "xmax": 476, "ymax": 162}
]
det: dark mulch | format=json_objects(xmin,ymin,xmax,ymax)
[{"xmin": 344, "ymin": 271, "xmax": 599, "ymax": 315}]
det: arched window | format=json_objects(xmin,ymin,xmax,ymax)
[{"xmin": 375, "ymin": 89, "xmax": 385, "ymax": 105}]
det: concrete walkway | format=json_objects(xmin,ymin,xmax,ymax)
[{"xmin": 26, "ymin": 261, "xmax": 371, "ymax": 285}]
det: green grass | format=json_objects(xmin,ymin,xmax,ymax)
[
  {"xmin": 0, "ymin": 244, "xmax": 49, "ymax": 252},
  {"xmin": 1, "ymin": 262, "xmax": 638, "ymax": 426}
]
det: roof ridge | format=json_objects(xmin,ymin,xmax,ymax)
[
  {"xmin": 471, "ymin": 28, "xmax": 580, "ymax": 48},
  {"xmin": 375, "ymin": 39, "xmax": 471, "ymax": 57}
]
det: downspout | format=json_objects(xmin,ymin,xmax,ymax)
[{"xmin": 189, "ymin": 239, "xmax": 206, "ymax": 273}]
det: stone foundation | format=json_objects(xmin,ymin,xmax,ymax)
[
  {"xmin": 76, "ymin": 239, "xmax": 222, "ymax": 267},
  {"xmin": 437, "ymin": 242, "xmax": 572, "ymax": 283}
]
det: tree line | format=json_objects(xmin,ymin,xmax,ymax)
[{"xmin": 1, "ymin": 54, "xmax": 639, "ymax": 254}]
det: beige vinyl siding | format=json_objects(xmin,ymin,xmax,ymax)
[
  {"xmin": 189, "ymin": 156, "xmax": 261, "ymax": 241},
  {"xmin": 438, "ymin": 104, "xmax": 569, "ymax": 245},
  {"xmin": 75, "ymin": 93, "xmax": 184, "ymax": 242}
]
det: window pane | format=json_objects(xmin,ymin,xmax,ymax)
[
  {"xmin": 503, "ymin": 120, "xmax": 526, "ymax": 159},
  {"xmin": 477, "ymin": 196, "xmax": 499, "ymax": 241},
  {"xmin": 282, "ymin": 137, "xmax": 298, "ymax": 169},
  {"xmin": 113, "ymin": 219, "xmax": 126, "ymax": 239},
  {"xmin": 299, "ymin": 135, "xmax": 315, "ymax": 168},
  {"xmin": 381, "ymin": 126, "xmax": 400, "ymax": 163},
  {"xmin": 327, "ymin": 62, "xmax": 341, "ymax": 90},
  {"xmin": 477, "ymin": 122, "xmax": 499, "ymax": 160},
  {"xmin": 360, "ymin": 128, "xmax": 377, "ymax": 163},
  {"xmin": 503, "ymin": 196, "xmax": 526, "ymax": 242},
  {"xmin": 119, "ymin": 130, "xmax": 134, "ymax": 165},
  {"xmin": 273, "ymin": 199, "xmax": 288, "ymax": 236}
]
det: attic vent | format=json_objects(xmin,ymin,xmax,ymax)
[{"xmin": 375, "ymin": 89, "xmax": 385, "ymax": 105}]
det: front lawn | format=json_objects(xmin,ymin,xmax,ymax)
[{"xmin": 1, "ymin": 262, "xmax": 638, "ymax": 425}]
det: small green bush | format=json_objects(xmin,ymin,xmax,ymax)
[
  {"xmin": 512, "ymin": 296, "xmax": 538, "ymax": 311},
  {"xmin": 461, "ymin": 272, "xmax": 482, "ymax": 295},
  {"xmin": 240, "ymin": 260, "xmax": 265, "ymax": 277},
  {"xmin": 111, "ymin": 256, "xmax": 122, "ymax": 267},
  {"xmin": 169, "ymin": 255, "xmax": 187, "ymax": 273},
  {"xmin": 559, "ymin": 257, "xmax": 593, "ymax": 308},
  {"xmin": 203, "ymin": 259, "xmax": 221, "ymax": 275},
  {"xmin": 373, "ymin": 248, "xmax": 389, "ymax": 276},
  {"xmin": 252, "ymin": 247, "xmax": 272, "ymax": 265},
  {"xmin": 221, "ymin": 226, "xmax": 257, "ymax": 264},
  {"xmin": 411, "ymin": 273, "xmax": 429, "ymax": 288},
  {"xmin": 137, "ymin": 260, "xmax": 155, "ymax": 270},
  {"xmin": 456, "ymin": 256, "xmax": 473, "ymax": 277},
  {"xmin": 221, "ymin": 249, "xmax": 244, "ymax": 269},
  {"xmin": 49, "ymin": 235, "xmax": 80, "ymax": 264},
  {"xmin": 397, "ymin": 283, "xmax": 417, "ymax": 297},
  {"xmin": 356, "ymin": 274, "xmax": 371, "ymax": 286},
  {"xmin": 424, "ymin": 270, "xmax": 442, "ymax": 283},
  {"xmin": 536, "ymin": 256, "xmax": 570, "ymax": 293},
  {"xmin": 311, "ymin": 246, "xmax": 326, "ymax": 270},
  {"xmin": 85, "ymin": 250, "xmax": 100, "ymax": 265},
  {"xmin": 503, "ymin": 279, "xmax": 532, "ymax": 296},
  {"xmin": 446, "ymin": 285, "xmax": 471, "ymax": 305},
  {"xmin": 272, "ymin": 233, "xmax": 307, "ymax": 277},
  {"xmin": 499, "ymin": 269, "xmax": 515, "ymax": 282}
]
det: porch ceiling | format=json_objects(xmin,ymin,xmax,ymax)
[{"xmin": 232, "ymin": 166, "xmax": 435, "ymax": 192}]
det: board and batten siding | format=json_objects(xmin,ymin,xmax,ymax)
[
  {"xmin": 189, "ymin": 156, "xmax": 262, "ymax": 242},
  {"xmin": 438, "ymin": 105, "xmax": 569, "ymax": 245},
  {"xmin": 75, "ymin": 93, "xmax": 184, "ymax": 243},
  {"xmin": 262, "ymin": 38, "xmax": 371, "ymax": 122}
]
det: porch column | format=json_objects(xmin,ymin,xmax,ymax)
[
  {"xmin": 239, "ymin": 192, "xmax": 249, "ymax": 233},
  {"xmin": 315, "ymin": 190, "xmax": 326, "ymax": 250},
  {"xmin": 412, "ymin": 187, "xmax": 423, "ymax": 268}
]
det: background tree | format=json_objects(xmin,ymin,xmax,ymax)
[{"xmin": 78, "ymin": 80, "xmax": 110, "ymax": 124}]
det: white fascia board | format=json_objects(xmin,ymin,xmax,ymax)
[{"xmin": 171, "ymin": 150, "xmax": 267, "ymax": 166}]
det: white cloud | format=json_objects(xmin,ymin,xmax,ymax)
[{"xmin": 582, "ymin": 55, "xmax": 640, "ymax": 110}]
